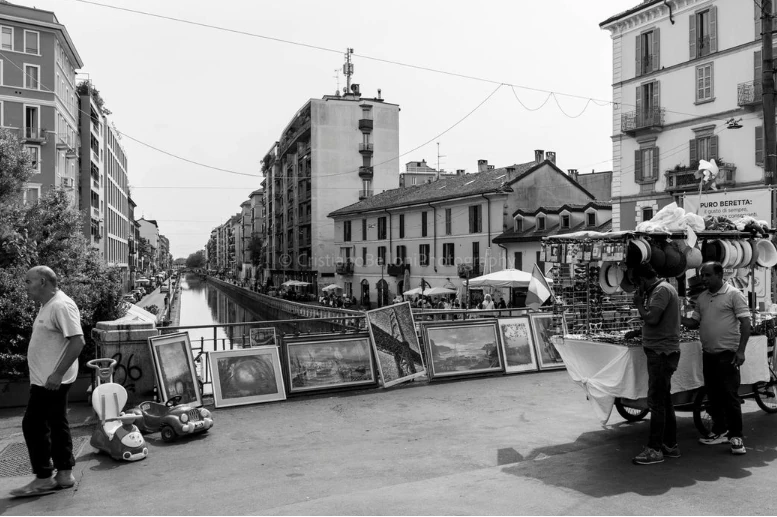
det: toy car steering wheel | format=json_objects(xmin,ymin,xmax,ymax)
[{"xmin": 165, "ymin": 396, "xmax": 182, "ymax": 408}]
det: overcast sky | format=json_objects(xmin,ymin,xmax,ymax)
[{"xmin": 25, "ymin": 0, "xmax": 629, "ymax": 258}]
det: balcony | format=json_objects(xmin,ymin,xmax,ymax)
[
  {"xmin": 737, "ymin": 80, "xmax": 762, "ymax": 108},
  {"xmin": 637, "ymin": 53, "xmax": 657, "ymax": 76},
  {"xmin": 621, "ymin": 107, "xmax": 665, "ymax": 135},
  {"xmin": 387, "ymin": 263, "xmax": 408, "ymax": 277},
  {"xmin": 92, "ymin": 206, "xmax": 100, "ymax": 218},
  {"xmin": 457, "ymin": 263, "xmax": 481, "ymax": 279},
  {"xmin": 24, "ymin": 127, "xmax": 46, "ymax": 143},
  {"xmin": 56, "ymin": 132, "xmax": 76, "ymax": 149},
  {"xmin": 359, "ymin": 189, "xmax": 373, "ymax": 200},
  {"xmin": 358, "ymin": 118, "xmax": 373, "ymax": 132},
  {"xmin": 358, "ymin": 166, "xmax": 374, "ymax": 179},
  {"xmin": 358, "ymin": 142, "xmax": 374, "ymax": 155},
  {"xmin": 696, "ymin": 35, "xmax": 711, "ymax": 58},
  {"xmin": 336, "ymin": 261, "xmax": 354, "ymax": 275},
  {"xmin": 92, "ymin": 178, "xmax": 100, "ymax": 190},
  {"xmin": 664, "ymin": 162, "xmax": 737, "ymax": 193}
]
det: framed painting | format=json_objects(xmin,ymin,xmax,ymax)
[
  {"xmin": 284, "ymin": 333, "xmax": 376, "ymax": 393},
  {"xmin": 209, "ymin": 346, "xmax": 286, "ymax": 408},
  {"xmin": 148, "ymin": 332, "xmax": 202, "ymax": 407},
  {"xmin": 498, "ymin": 316, "xmax": 539, "ymax": 374},
  {"xmin": 365, "ymin": 302, "xmax": 426, "ymax": 388},
  {"xmin": 530, "ymin": 313, "xmax": 568, "ymax": 370},
  {"xmin": 421, "ymin": 319, "xmax": 503, "ymax": 380},
  {"xmin": 249, "ymin": 327, "xmax": 277, "ymax": 348}
]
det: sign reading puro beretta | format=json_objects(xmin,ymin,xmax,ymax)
[{"xmin": 683, "ymin": 188, "xmax": 771, "ymax": 222}]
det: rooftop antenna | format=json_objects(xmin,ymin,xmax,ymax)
[
  {"xmin": 343, "ymin": 48, "xmax": 354, "ymax": 94},
  {"xmin": 436, "ymin": 142, "xmax": 446, "ymax": 180},
  {"xmin": 333, "ymin": 68, "xmax": 341, "ymax": 94}
]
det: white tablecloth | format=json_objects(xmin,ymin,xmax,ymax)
[{"xmin": 555, "ymin": 336, "xmax": 770, "ymax": 424}]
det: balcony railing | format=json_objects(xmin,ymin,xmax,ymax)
[
  {"xmin": 697, "ymin": 35, "xmax": 711, "ymax": 58},
  {"xmin": 358, "ymin": 142, "xmax": 374, "ymax": 154},
  {"xmin": 336, "ymin": 261, "xmax": 354, "ymax": 275},
  {"xmin": 92, "ymin": 179, "xmax": 100, "ymax": 190},
  {"xmin": 387, "ymin": 263, "xmax": 408, "ymax": 277},
  {"xmin": 358, "ymin": 118, "xmax": 373, "ymax": 132},
  {"xmin": 92, "ymin": 207, "xmax": 100, "ymax": 218},
  {"xmin": 621, "ymin": 107, "xmax": 665, "ymax": 134},
  {"xmin": 56, "ymin": 132, "xmax": 76, "ymax": 149},
  {"xmin": 737, "ymin": 80, "xmax": 762, "ymax": 107},
  {"xmin": 639, "ymin": 53, "xmax": 656, "ymax": 75},
  {"xmin": 358, "ymin": 166, "xmax": 374, "ymax": 179},
  {"xmin": 664, "ymin": 162, "xmax": 737, "ymax": 193},
  {"xmin": 24, "ymin": 127, "xmax": 46, "ymax": 141},
  {"xmin": 359, "ymin": 189, "xmax": 373, "ymax": 200}
]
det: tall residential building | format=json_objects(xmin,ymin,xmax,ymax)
[
  {"xmin": 239, "ymin": 199, "xmax": 252, "ymax": 280},
  {"xmin": 600, "ymin": 0, "xmax": 766, "ymax": 230},
  {"xmin": 0, "ymin": 2, "xmax": 83, "ymax": 205},
  {"xmin": 248, "ymin": 188, "xmax": 265, "ymax": 281},
  {"xmin": 137, "ymin": 218, "xmax": 159, "ymax": 274},
  {"xmin": 103, "ymin": 112, "xmax": 129, "ymax": 287},
  {"xmin": 78, "ymin": 90, "xmax": 104, "ymax": 252},
  {"xmin": 128, "ymin": 196, "xmax": 139, "ymax": 288},
  {"xmin": 262, "ymin": 86, "xmax": 400, "ymax": 289}
]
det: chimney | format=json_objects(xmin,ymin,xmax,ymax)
[
  {"xmin": 545, "ymin": 151, "xmax": 556, "ymax": 164},
  {"xmin": 456, "ymin": 169, "xmax": 465, "ymax": 176},
  {"xmin": 567, "ymin": 169, "xmax": 579, "ymax": 182},
  {"xmin": 477, "ymin": 159, "xmax": 488, "ymax": 173},
  {"xmin": 534, "ymin": 149, "xmax": 544, "ymax": 163},
  {"xmin": 506, "ymin": 166, "xmax": 516, "ymax": 181},
  {"xmin": 488, "ymin": 165, "xmax": 494, "ymax": 170}
]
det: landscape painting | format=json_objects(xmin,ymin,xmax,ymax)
[
  {"xmin": 249, "ymin": 327, "xmax": 277, "ymax": 348},
  {"xmin": 209, "ymin": 347, "xmax": 286, "ymax": 407},
  {"xmin": 422, "ymin": 320, "xmax": 503, "ymax": 380},
  {"xmin": 366, "ymin": 302, "xmax": 426, "ymax": 388},
  {"xmin": 498, "ymin": 317, "xmax": 538, "ymax": 374},
  {"xmin": 285, "ymin": 334, "xmax": 376, "ymax": 393},
  {"xmin": 530, "ymin": 313, "xmax": 568, "ymax": 370}
]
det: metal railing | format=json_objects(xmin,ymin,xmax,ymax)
[
  {"xmin": 697, "ymin": 35, "xmax": 711, "ymax": 57},
  {"xmin": 359, "ymin": 142, "xmax": 374, "ymax": 153},
  {"xmin": 639, "ymin": 53, "xmax": 656, "ymax": 75},
  {"xmin": 359, "ymin": 189, "xmax": 373, "ymax": 199},
  {"xmin": 24, "ymin": 127, "xmax": 45, "ymax": 140},
  {"xmin": 738, "ymin": 80, "xmax": 762, "ymax": 106},
  {"xmin": 621, "ymin": 106, "xmax": 665, "ymax": 133}
]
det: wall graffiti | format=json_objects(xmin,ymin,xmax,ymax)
[{"xmin": 111, "ymin": 352, "xmax": 143, "ymax": 393}]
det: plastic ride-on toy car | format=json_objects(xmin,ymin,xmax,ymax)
[
  {"xmin": 127, "ymin": 395, "xmax": 213, "ymax": 442},
  {"xmin": 87, "ymin": 359, "xmax": 148, "ymax": 462}
]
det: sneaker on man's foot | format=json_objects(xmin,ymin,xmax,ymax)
[
  {"xmin": 9, "ymin": 477, "xmax": 57, "ymax": 498},
  {"xmin": 632, "ymin": 447, "xmax": 664, "ymax": 465},
  {"xmin": 699, "ymin": 431, "xmax": 729, "ymax": 445},
  {"xmin": 730, "ymin": 437, "xmax": 746, "ymax": 455},
  {"xmin": 54, "ymin": 470, "xmax": 75, "ymax": 488},
  {"xmin": 662, "ymin": 443, "xmax": 681, "ymax": 458}
]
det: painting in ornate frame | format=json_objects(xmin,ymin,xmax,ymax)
[
  {"xmin": 284, "ymin": 333, "xmax": 376, "ymax": 393},
  {"xmin": 497, "ymin": 316, "xmax": 539, "ymax": 374},
  {"xmin": 529, "ymin": 313, "xmax": 568, "ymax": 370},
  {"xmin": 148, "ymin": 332, "xmax": 202, "ymax": 407},
  {"xmin": 209, "ymin": 346, "xmax": 286, "ymax": 408},
  {"xmin": 421, "ymin": 319, "xmax": 504, "ymax": 380},
  {"xmin": 365, "ymin": 302, "xmax": 426, "ymax": 387},
  {"xmin": 249, "ymin": 327, "xmax": 277, "ymax": 348}
]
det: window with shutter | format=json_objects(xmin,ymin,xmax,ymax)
[
  {"xmin": 421, "ymin": 211, "xmax": 428, "ymax": 237},
  {"xmin": 708, "ymin": 6, "xmax": 717, "ymax": 54},
  {"xmin": 635, "ymin": 33, "xmax": 642, "ymax": 76},
  {"xmin": 689, "ymin": 12, "xmax": 697, "ymax": 59},
  {"xmin": 514, "ymin": 252, "xmax": 523, "ymax": 270},
  {"xmin": 653, "ymin": 28, "xmax": 660, "ymax": 71},
  {"xmin": 362, "ymin": 219, "xmax": 367, "ymax": 240},
  {"xmin": 399, "ymin": 214, "xmax": 405, "ymax": 238},
  {"xmin": 635, "ymin": 149, "xmax": 643, "ymax": 181},
  {"xmin": 695, "ymin": 63, "xmax": 713, "ymax": 102},
  {"xmin": 756, "ymin": 126, "xmax": 764, "ymax": 165}
]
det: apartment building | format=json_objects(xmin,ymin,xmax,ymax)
[
  {"xmin": 78, "ymin": 90, "xmax": 104, "ymax": 251},
  {"xmin": 248, "ymin": 188, "xmax": 265, "ymax": 280},
  {"xmin": 159, "ymin": 234, "xmax": 170, "ymax": 272},
  {"xmin": 262, "ymin": 87, "xmax": 400, "ymax": 288},
  {"xmin": 328, "ymin": 153, "xmax": 595, "ymax": 307},
  {"xmin": 137, "ymin": 218, "xmax": 159, "ymax": 273},
  {"xmin": 103, "ymin": 113, "xmax": 129, "ymax": 288},
  {"xmin": 600, "ymin": 0, "xmax": 769, "ymax": 230},
  {"xmin": 128, "ymin": 196, "xmax": 139, "ymax": 287},
  {"xmin": 239, "ymin": 199, "xmax": 252, "ymax": 280},
  {"xmin": 0, "ymin": 2, "xmax": 83, "ymax": 205},
  {"xmin": 398, "ymin": 160, "xmax": 456, "ymax": 187}
]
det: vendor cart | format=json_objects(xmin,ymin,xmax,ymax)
[{"xmin": 541, "ymin": 226, "xmax": 777, "ymax": 431}]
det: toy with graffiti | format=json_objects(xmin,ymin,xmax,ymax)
[
  {"xmin": 87, "ymin": 359, "xmax": 149, "ymax": 462},
  {"xmin": 127, "ymin": 395, "xmax": 213, "ymax": 442}
]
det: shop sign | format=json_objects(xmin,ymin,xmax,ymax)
[{"xmin": 683, "ymin": 189, "xmax": 771, "ymax": 222}]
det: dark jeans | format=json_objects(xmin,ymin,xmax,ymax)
[
  {"xmin": 702, "ymin": 350, "xmax": 742, "ymax": 438},
  {"xmin": 22, "ymin": 384, "xmax": 75, "ymax": 478},
  {"xmin": 645, "ymin": 348, "xmax": 680, "ymax": 450}
]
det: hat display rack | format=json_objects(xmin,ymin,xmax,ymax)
[{"xmin": 541, "ymin": 228, "xmax": 777, "ymax": 336}]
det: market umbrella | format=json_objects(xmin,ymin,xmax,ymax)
[
  {"xmin": 322, "ymin": 284, "xmax": 342, "ymax": 292},
  {"xmin": 466, "ymin": 268, "xmax": 553, "ymax": 289},
  {"xmin": 403, "ymin": 286, "xmax": 423, "ymax": 296},
  {"xmin": 422, "ymin": 287, "xmax": 457, "ymax": 296}
]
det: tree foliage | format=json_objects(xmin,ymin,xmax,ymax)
[
  {"xmin": 248, "ymin": 236, "xmax": 264, "ymax": 267},
  {"xmin": 0, "ymin": 131, "xmax": 125, "ymax": 378},
  {"xmin": 185, "ymin": 250, "xmax": 206, "ymax": 269}
]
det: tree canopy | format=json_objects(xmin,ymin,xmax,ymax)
[{"xmin": 185, "ymin": 250, "xmax": 206, "ymax": 269}]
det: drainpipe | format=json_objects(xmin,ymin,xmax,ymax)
[
  {"xmin": 427, "ymin": 202, "xmax": 437, "ymax": 273},
  {"xmin": 663, "ymin": 0, "xmax": 675, "ymax": 24},
  {"xmin": 481, "ymin": 193, "xmax": 492, "ymax": 274}
]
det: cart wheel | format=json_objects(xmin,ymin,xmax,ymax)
[
  {"xmin": 754, "ymin": 379, "xmax": 777, "ymax": 413},
  {"xmin": 692, "ymin": 388, "xmax": 714, "ymax": 435},
  {"xmin": 614, "ymin": 398, "xmax": 648, "ymax": 422},
  {"xmin": 161, "ymin": 425, "xmax": 177, "ymax": 443}
]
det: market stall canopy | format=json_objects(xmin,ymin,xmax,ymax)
[
  {"xmin": 281, "ymin": 280, "xmax": 311, "ymax": 288},
  {"xmin": 403, "ymin": 287, "xmax": 424, "ymax": 296},
  {"xmin": 423, "ymin": 287, "xmax": 457, "ymax": 296},
  {"xmin": 321, "ymin": 284, "xmax": 342, "ymax": 292},
  {"xmin": 466, "ymin": 268, "xmax": 553, "ymax": 288}
]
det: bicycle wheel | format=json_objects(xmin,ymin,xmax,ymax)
[
  {"xmin": 692, "ymin": 388, "xmax": 713, "ymax": 435},
  {"xmin": 754, "ymin": 378, "xmax": 777, "ymax": 413},
  {"xmin": 614, "ymin": 398, "xmax": 649, "ymax": 422}
]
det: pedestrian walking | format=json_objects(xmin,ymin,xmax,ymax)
[
  {"xmin": 11, "ymin": 266, "xmax": 84, "ymax": 497},
  {"xmin": 628, "ymin": 263, "xmax": 681, "ymax": 465},
  {"xmin": 682, "ymin": 261, "xmax": 751, "ymax": 455},
  {"xmin": 481, "ymin": 294, "xmax": 495, "ymax": 310}
]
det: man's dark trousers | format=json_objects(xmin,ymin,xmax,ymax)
[
  {"xmin": 645, "ymin": 348, "xmax": 680, "ymax": 450},
  {"xmin": 702, "ymin": 350, "xmax": 742, "ymax": 438},
  {"xmin": 22, "ymin": 384, "xmax": 75, "ymax": 478}
]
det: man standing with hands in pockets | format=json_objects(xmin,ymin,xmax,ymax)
[{"xmin": 682, "ymin": 261, "xmax": 750, "ymax": 455}]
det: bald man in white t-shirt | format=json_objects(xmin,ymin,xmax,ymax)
[{"xmin": 10, "ymin": 266, "xmax": 85, "ymax": 498}]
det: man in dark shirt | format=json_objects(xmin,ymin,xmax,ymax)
[{"xmin": 629, "ymin": 263, "xmax": 681, "ymax": 465}]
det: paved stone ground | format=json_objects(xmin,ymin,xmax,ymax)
[{"xmin": 0, "ymin": 371, "xmax": 775, "ymax": 515}]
